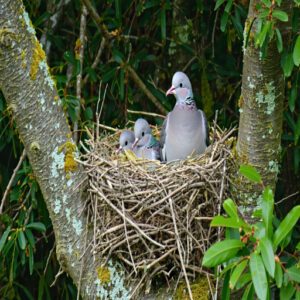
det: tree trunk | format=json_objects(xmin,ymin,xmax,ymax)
[
  {"xmin": 0, "ymin": 1, "xmax": 130, "ymax": 299},
  {"xmin": 236, "ymin": 0, "xmax": 292, "ymax": 219}
]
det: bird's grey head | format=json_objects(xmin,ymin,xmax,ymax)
[
  {"xmin": 133, "ymin": 118, "xmax": 152, "ymax": 147},
  {"xmin": 166, "ymin": 71, "xmax": 193, "ymax": 103},
  {"xmin": 118, "ymin": 130, "xmax": 135, "ymax": 153}
]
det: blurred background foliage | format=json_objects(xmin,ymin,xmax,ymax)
[{"xmin": 0, "ymin": 0, "xmax": 299, "ymax": 298}]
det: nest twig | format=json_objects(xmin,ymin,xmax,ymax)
[{"xmin": 79, "ymin": 125, "xmax": 236, "ymax": 298}]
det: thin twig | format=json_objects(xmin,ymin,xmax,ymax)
[
  {"xmin": 127, "ymin": 66, "xmax": 167, "ymax": 114},
  {"xmin": 122, "ymin": 200, "xmax": 137, "ymax": 274},
  {"xmin": 81, "ymin": 0, "xmax": 111, "ymax": 39},
  {"xmin": 50, "ymin": 267, "xmax": 64, "ymax": 287},
  {"xmin": 127, "ymin": 109, "xmax": 166, "ymax": 119},
  {"xmin": 169, "ymin": 198, "xmax": 193, "ymax": 300},
  {"xmin": 83, "ymin": 37, "xmax": 106, "ymax": 85},
  {"xmin": 276, "ymin": 191, "xmax": 300, "ymax": 205},
  {"xmin": 74, "ymin": 4, "xmax": 88, "ymax": 142},
  {"xmin": 44, "ymin": 241, "xmax": 56, "ymax": 275},
  {"xmin": 0, "ymin": 149, "xmax": 26, "ymax": 214},
  {"xmin": 91, "ymin": 184, "xmax": 165, "ymax": 249}
]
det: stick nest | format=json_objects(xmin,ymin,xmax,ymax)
[{"xmin": 80, "ymin": 125, "xmax": 235, "ymax": 296}]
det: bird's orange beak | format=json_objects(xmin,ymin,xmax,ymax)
[{"xmin": 166, "ymin": 85, "xmax": 176, "ymax": 96}]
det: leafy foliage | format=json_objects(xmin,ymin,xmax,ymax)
[{"xmin": 203, "ymin": 167, "xmax": 300, "ymax": 299}]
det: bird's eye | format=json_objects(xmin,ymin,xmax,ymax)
[
  {"xmin": 179, "ymin": 83, "xmax": 183, "ymax": 88},
  {"xmin": 142, "ymin": 132, "xmax": 145, "ymax": 137},
  {"xmin": 125, "ymin": 141, "xmax": 128, "ymax": 146}
]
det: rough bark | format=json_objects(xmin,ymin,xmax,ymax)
[
  {"xmin": 236, "ymin": 0, "xmax": 292, "ymax": 219},
  {"xmin": 0, "ymin": 1, "xmax": 130, "ymax": 299}
]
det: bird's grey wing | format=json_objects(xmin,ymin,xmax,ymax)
[
  {"xmin": 199, "ymin": 109, "xmax": 209, "ymax": 146},
  {"xmin": 159, "ymin": 115, "xmax": 169, "ymax": 161}
]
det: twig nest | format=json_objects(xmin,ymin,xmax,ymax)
[{"xmin": 80, "ymin": 127, "xmax": 235, "ymax": 296}]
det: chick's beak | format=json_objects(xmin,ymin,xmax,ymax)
[
  {"xmin": 166, "ymin": 85, "xmax": 176, "ymax": 96},
  {"xmin": 132, "ymin": 137, "xmax": 139, "ymax": 148},
  {"xmin": 116, "ymin": 146, "xmax": 122, "ymax": 154}
]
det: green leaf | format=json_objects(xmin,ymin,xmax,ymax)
[
  {"xmin": 0, "ymin": 225, "xmax": 11, "ymax": 252},
  {"xmin": 211, "ymin": 216, "xmax": 241, "ymax": 228},
  {"xmin": 160, "ymin": 7, "xmax": 166, "ymax": 40},
  {"xmin": 280, "ymin": 282, "xmax": 295, "ymax": 300},
  {"xmin": 273, "ymin": 205, "xmax": 300, "ymax": 249},
  {"xmin": 289, "ymin": 86, "xmax": 297, "ymax": 112},
  {"xmin": 28, "ymin": 246, "xmax": 34, "ymax": 275},
  {"xmin": 242, "ymin": 283, "xmax": 254, "ymax": 300},
  {"xmin": 26, "ymin": 222, "xmax": 46, "ymax": 232},
  {"xmin": 296, "ymin": 290, "xmax": 300, "ymax": 300},
  {"xmin": 239, "ymin": 164, "xmax": 262, "ymax": 183},
  {"xmin": 286, "ymin": 265, "xmax": 300, "ymax": 283},
  {"xmin": 275, "ymin": 262, "xmax": 283, "ymax": 288},
  {"xmin": 220, "ymin": 12, "xmax": 229, "ymax": 32},
  {"xmin": 224, "ymin": 0, "xmax": 233, "ymax": 13},
  {"xmin": 260, "ymin": 237, "xmax": 275, "ymax": 277},
  {"xmin": 202, "ymin": 239, "xmax": 245, "ymax": 268},
  {"xmin": 235, "ymin": 273, "xmax": 252, "ymax": 289},
  {"xmin": 230, "ymin": 259, "xmax": 248, "ymax": 289},
  {"xmin": 259, "ymin": 8, "xmax": 270, "ymax": 19},
  {"xmin": 293, "ymin": 36, "xmax": 300, "ymax": 66},
  {"xmin": 273, "ymin": 10, "xmax": 289, "ymax": 22},
  {"xmin": 281, "ymin": 53, "xmax": 294, "ymax": 77},
  {"xmin": 275, "ymin": 28, "xmax": 283, "ymax": 53},
  {"xmin": 221, "ymin": 270, "xmax": 231, "ymax": 300},
  {"xmin": 215, "ymin": 0, "xmax": 226, "ymax": 10},
  {"xmin": 261, "ymin": 187, "xmax": 274, "ymax": 238},
  {"xmin": 256, "ymin": 20, "xmax": 271, "ymax": 47},
  {"xmin": 18, "ymin": 231, "xmax": 27, "ymax": 250},
  {"xmin": 261, "ymin": 0, "xmax": 272, "ymax": 7},
  {"xmin": 223, "ymin": 198, "xmax": 238, "ymax": 218},
  {"xmin": 25, "ymin": 229, "xmax": 35, "ymax": 249},
  {"xmin": 249, "ymin": 252, "xmax": 268, "ymax": 300}
]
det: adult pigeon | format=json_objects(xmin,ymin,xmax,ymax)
[
  {"xmin": 160, "ymin": 71, "xmax": 209, "ymax": 162},
  {"xmin": 133, "ymin": 118, "xmax": 161, "ymax": 161},
  {"xmin": 117, "ymin": 130, "xmax": 135, "ymax": 154}
]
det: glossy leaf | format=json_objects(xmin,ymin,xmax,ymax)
[
  {"xmin": 230, "ymin": 259, "xmax": 248, "ymax": 289},
  {"xmin": 220, "ymin": 12, "xmax": 229, "ymax": 32},
  {"xmin": 273, "ymin": 10, "xmax": 289, "ymax": 22},
  {"xmin": 275, "ymin": 28, "xmax": 283, "ymax": 53},
  {"xmin": 275, "ymin": 262, "xmax": 283, "ymax": 288},
  {"xmin": 211, "ymin": 216, "xmax": 241, "ymax": 228},
  {"xmin": 293, "ymin": 36, "xmax": 300, "ymax": 66},
  {"xmin": 273, "ymin": 205, "xmax": 300, "ymax": 249},
  {"xmin": 18, "ymin": 230, "xmax": 27, "ymax": 250},
  {"xmin": 260, "ymin": 237, "xmax": 275, "ymax": 277},
  {"xmin": 256, "ymin": 20, "xmax": 271, "ymax": 47},
  {"xmin": 0, "ymin": 225, "xmax": 11, "ymax": 252},
  {"xmin": 280, "ymin": 282, "xmax": 295, "ymax": 300},
  {"xmin": 221, "ymin": 270, "xmax": 231, "ymax": 300},
  {"xmin": 242, "ymin": 283, "xmax": 254, "ymax": 300},
  {"xmin": 28, "ymin": 245, "xmax": 34, "ymax": 275},
  {"xmin": 26, "ymin": 222, "xmax": 46, "ymax": 232},
  {"xmin": 281, "ymin": 53, "xmax": 294, "ymax": 77},
  {"xmin": 239, "ymin": 164, "xmax": 262, "ymax": 183},
  {"xmin": 215, "ymin": 0, "xmax": 226, "ymax": 10},
  {"xmin": 249, "ymin": 252, "xmax": 268, "ymax": 300},
  {"xmin": 289, "ymin": 85, "xmax": 297, "ymax": 112},
  {"xmin": 286, "ymin": 265, "xmax": 300, "ymax": 283},
  {"xmin": 261, "ymin": 186, "xmax": 274, "ymax": 238},
  {"xmin": 223, "ymin": 198, "xmax": 238, "ymax": 218},
  {"xmin": 261, "ymin": 0, "xmax": 271, "ymax": 7},
  {"xmin": 202, "ymin": 239, "xmax": 245, "ymax": 267}
]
